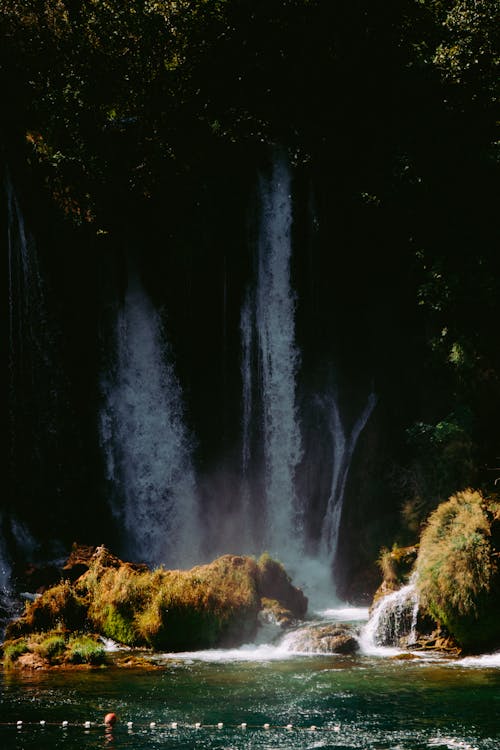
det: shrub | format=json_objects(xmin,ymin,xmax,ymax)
[{"xmin": 416, "ymin": 489, "xmax": 500, "ymax": 651}]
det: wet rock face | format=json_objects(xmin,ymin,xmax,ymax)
[
  {"xmin": 256, "ymin": 554, "xmax": 308, "ymax": 618},
  {"xmin": 286, "ymin": 623, "xmax": 359, "ymax": 655}
]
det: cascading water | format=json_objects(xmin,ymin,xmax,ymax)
[
  {"xmin": 99, "ymin": 274, "xmax": 200, "ymax": 568},
  {"xmin": 359, "ymin": 577, "xmax": 420, "ymax": 654},
  {"xmin": 320, "ymin": 391, "xmax": 377, "ymax": 565},
  {"xmin": 241, "ymin": 155, "xmax": 303, "ymax": 562}
]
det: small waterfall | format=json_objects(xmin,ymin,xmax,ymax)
[
  {"xmin": 241, "ymin": 155, "xmax": 303, "ymax": 561},
  {"xmin": 100, "ymin": 275, "xmax": 199, "ymax": 568},
  {"xmin": 320, "ymin": 391, "xmax": 377, "ymax": 564},
  {"xmin": 360, "ymin": 578, "xmax": 419, "ymax": 654}
]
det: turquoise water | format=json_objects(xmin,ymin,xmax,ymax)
[{"xmin": 1, "ymin": 650, "xmax": 500, "ymax": 750}]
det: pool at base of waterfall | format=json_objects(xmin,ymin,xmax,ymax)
[{"xmin": 2, "ymin": 642, "xmax": 500, "ymax": 750}]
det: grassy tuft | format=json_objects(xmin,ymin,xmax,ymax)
[{"xmin": 66, "ymin": 634, "xmax": 106, "ymax": 665}]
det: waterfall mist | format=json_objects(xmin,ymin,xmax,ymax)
[{"xmin": 100, "ymin": 274, "xmax": 200, "ymax": 568}]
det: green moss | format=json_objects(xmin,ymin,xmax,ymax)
[
  {"xmin": 6, "ymin": 548, "xmax": 305, "ymax": 653},
  {"xmin": 378, "ymin": 545, "xmax": 418, "ymax": 586},
  {"xmin": 99, "ymin": 604, "xmax": 138, "ymax": 646}
]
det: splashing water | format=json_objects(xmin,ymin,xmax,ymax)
[
  {"xmin": 359, "ymin": 578, "xmax": 419, "ymax": 655},
  {"xmin": 100, "ymin": 275, "xmax": 199, "ymax": 568}
]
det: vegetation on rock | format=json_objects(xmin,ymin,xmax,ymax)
[
  {"xmin": 415, "ymin": 489, "xmax": 500, "ymax": 652},
  {"xmin": 4, "ymin": 547, "xmax": 307, "ymax": 659},
  {"xmin": 1, "ymin": 630, "xmax": 106, "ymax": 668}
]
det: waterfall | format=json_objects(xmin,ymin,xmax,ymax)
[
  {"xmin": 359, "ymin": 578, "xmax": 419, "ymax": 654},
  {"xmin": 241, "ymin": 155, "xmax": 303, "ymax": 561},
  {"xmin": 320, "ymin": 391, "xmax": 377, "ymax": 564},
  {"xmin": 6, "ymin": 171, "xmax": 64, "ymax": 551},
  {"xmin": 100, "ymin": 275, "xmax": 199, "ymax": 568}
]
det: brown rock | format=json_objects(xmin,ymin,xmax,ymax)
[{"xmin": 288, "ymin": 623, "xmax": 359, "ymax": 654}]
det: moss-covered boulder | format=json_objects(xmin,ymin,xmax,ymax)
[
  {"xmin": 415, "ymin": 489, "xmax": 500, "ymax": 653},
  {"xmin": 5, "ymin": 547, "xmax": 307, "ymax": 654}
]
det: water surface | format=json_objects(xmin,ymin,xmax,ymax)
[{"xmin": 2, "ymin": 648, "xmax": 500, "ymax": 750}]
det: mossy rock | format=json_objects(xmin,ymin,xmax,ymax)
[
  {"xmin": 5, "ymin": 547, "xmax": 307, "ymax": 654},
  {"xmin": 415, "ymin": 489, "xmax": 500, "ymax": 653},
  {"xmin": 2, "ymin": 630, "xmax": 107, "ymax": 669}
]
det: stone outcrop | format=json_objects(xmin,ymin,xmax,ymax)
[{"xmin": 285, "ymin": 623, "xmax": 359, "ymax": 655}]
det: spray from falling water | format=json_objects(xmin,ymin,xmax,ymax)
[
  {"xmin": 100, "ymin": 274, "xmax": 199, "ymax": 568},
  {"xmin": 241, "ymin": 155, "xmax": 303, "ymax": 564}
]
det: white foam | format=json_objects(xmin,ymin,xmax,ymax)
[
  {"xmin": 319, "ymin": 606, "xmax": 369, "ymax": 622},
  {"xmin": 158, "ymin": 642, "xmax": 292, "ymax": 663},
  {"xmin": 428, "ymin": 737, "xmax": 478, "ymax": 749},
  {"xmin": 453, "ymin": 651, "xmax": 500, "ymax": 669},
  {"xmin": 100, "ymin": 637, "xmax": 130, "ymax": 652}
]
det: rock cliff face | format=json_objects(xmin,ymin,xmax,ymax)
[{"xmin": 4, "ymin": 546, "xmax": 307, "ymax": 660}]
